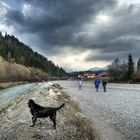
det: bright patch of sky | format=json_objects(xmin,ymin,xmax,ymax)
[
  {"xmin": 4, "ymin": 0, "xmax": 21, "ymax": 10},
  {"xmin": 118, "ymin": 0, "xmax": 140, "ymax": 5}
]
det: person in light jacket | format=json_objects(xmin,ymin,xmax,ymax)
[{"xmin": 78, "ymin": 79, "xmax": 83, "ymax": 90}]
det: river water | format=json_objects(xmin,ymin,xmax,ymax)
[{"xmin": 0, "ymin": 83, "xmax": 36, "ymax": 107}]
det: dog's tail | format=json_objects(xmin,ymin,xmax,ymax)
[{"xmin": 56, "ymin": 103, "xmax": 65, "ymax": 110}]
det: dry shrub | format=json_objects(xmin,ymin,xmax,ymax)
[
  {"xmin": 0, "ymin": 57, "xmax": 48, "ymax": 82},
  {"xmin": 65, "ymin": 112, "xmax": 95, "ymax": 140}
]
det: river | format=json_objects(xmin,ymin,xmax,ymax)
[{"xmin": 0, "ymin": 83, "xmax": 36, "ymax": 108}]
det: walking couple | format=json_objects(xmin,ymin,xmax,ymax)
[{"xmin": 94, "ymin": 79, "xmax": 107, "ymax": 92}]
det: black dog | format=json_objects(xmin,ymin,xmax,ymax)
[{"xmin": 28, "ymin": 99, "xmax": 65, "ymax": 128}]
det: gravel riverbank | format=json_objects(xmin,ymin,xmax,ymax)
[
  {"xmin": 57, "ymin": 80, "xmax": 140, "ymax": 140},
  {"xmin": 0, "ymin": 82, "xmax": 96, "ymax": 140}
]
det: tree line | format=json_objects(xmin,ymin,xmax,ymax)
[
  {"xmin": 108, "ymin": 53, "xmax": 140, "ymax": 83},
  {"xmin": 0, "ymin": 32, "xmax": 67, "ymax": 77}
]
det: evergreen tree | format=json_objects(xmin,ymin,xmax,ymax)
[
  {"xmin": 108, "ymin": 58, "xmax": 121, "ymax": 82},
  {"xmin": 137, "ymin": 57, "xmax": 140, "ymax": 71},
  {"xmin": 109, "ymin": 58, "xmax": 128, "ymax": 82},
  {"xmin": 127, "ymin": 53, "xmax": 134, "ymax": 81}
]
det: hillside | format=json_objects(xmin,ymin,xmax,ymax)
[
  {"xmin": 0, "ymin": 32, "xmax": 67, "ymax": 77},
  {"xmin": 0, "ymin": 56, "xmax": 48, "ymax": 82}
]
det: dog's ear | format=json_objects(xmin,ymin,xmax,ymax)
[
  {"xmin": 28, "ymin": 99, "xmax": 35, "ymax": 103},
  {"xmin": 28, "ymin": 99, "xmax": 35, "ymax": 108}
]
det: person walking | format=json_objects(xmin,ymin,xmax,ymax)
[
  {"xmin": 102, "ymin": 79, "xmax": 107, "ymax": 92},
  {"xmin": 94, "ymin": 78, "xmax": 100, "ymax": 92},
  {"xmin": 78, "ymin": 79, "xmax": 83, "ymax": 90}
]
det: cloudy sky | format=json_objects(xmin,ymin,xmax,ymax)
[{"xmin": 0, "ymin": 0, "xmax": 140, "ymax": 72}]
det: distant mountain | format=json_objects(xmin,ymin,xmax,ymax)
[
  {"xmin": 68, "ymin": 66, "xmax": 108, "ymax": 78},
  {"xmin": 88, "ymin": 66, "xmax": 108, "ymax": 72},
  {"xmin": 0, "ymin": 32, "xmax": 67, "ymax": 77}
]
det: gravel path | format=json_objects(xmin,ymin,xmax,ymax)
[
  {"xmin": 0, "ymin": 82, "xmax": 96, "ymax": 140},
  {"xmin": 57, "ymin": 80, "xmax": 140, "ymax": 140}
]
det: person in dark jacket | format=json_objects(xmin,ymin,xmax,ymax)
[
  {"xmin": 102, "ymin": 80, "xmax": 107, "ymax": 92},
  {"xmin": 94, "ymin": 79, "xmax": 100, "ymax": 92}
]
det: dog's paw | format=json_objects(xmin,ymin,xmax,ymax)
[{"xmin": 30, "ymin": 124, "xmax": 34, "ymax": 127}]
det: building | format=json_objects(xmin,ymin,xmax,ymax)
[{"xmin": 78, "ymin": 73, "xmax": 96, "ymax": 79}]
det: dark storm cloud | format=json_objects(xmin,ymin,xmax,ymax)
[
  {"xmin": 85, "ymin": 37, "xmax": 140, "ymax": 61},
  {"xmin": 79, "ymin": 3, "xmax": 140, "ymax": 62},
  {"xmin": 88, "ymin": 38, "xmax": 136, "ymax": 53},
  {"xmin": 5, "ymin": 0, "xmax": 116, "ymax": 51},
  {"xmin": 85, "ymin": 52, "xmax": 120, "ymax": 61},
  {"xmin": 3, "ymin": 0, "xmax": 140, "ymax": 64}
]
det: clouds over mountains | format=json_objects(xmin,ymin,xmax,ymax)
[{"xmin": 1, "ymin": 0, "xmax": 140, "ymax": 71}]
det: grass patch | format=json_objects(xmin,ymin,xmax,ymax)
[
  {"xmin": 0, "ymin": 101, "xmax": 13, "ymax": 113},
  {"xmin": 39, "ymin": 91, "xmax": 47, "ymax": 96},
  {"xmin": 65, "ymin": 112, "xmax": 95, "ymax": 140},
  {"xmin": 51, "ymin": 83, "xmax": 63, "ymax": 90}
]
